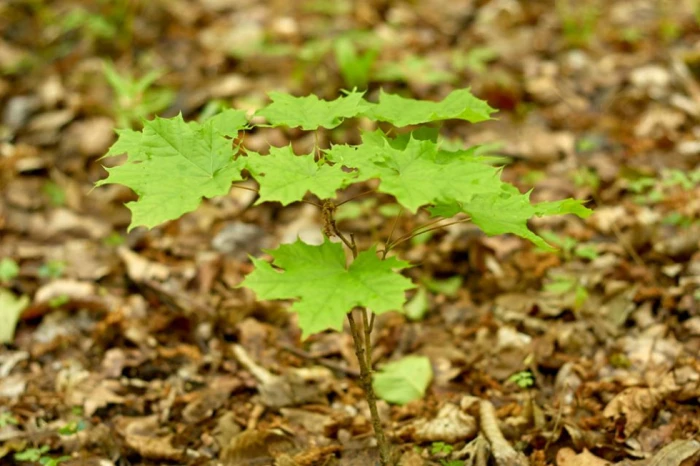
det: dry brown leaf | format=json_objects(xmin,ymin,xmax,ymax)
[
  {"xmin": 232, "ymin": 344, "xmax": 333, "ymax": 408},
  {"xmin": 118, "ymin": 246, "xmax": 170, "ymax": 282},
  {"xmin": 453, "ymin": 434, "xmax": 490, "ymax": 466},
  {"xmin": 648, "ymin": 439, "xmax": 700, "ymax": 466},
  {"xmin": 116, "ymin": 415, "xmax": 185, "ymax": 461},
  {"xmin": 182, "ymin": 377, "xmax": 241, "ymax": 423},
  {"xmin": 479, "ymin": 399, "xmax": 529, "ymax": 466},
  {"xmin": 555, "ymin": 448, "xmax": 612, "ymax": 466},
  {"xmin": 220, "ymin": 429, "xmax": 296, "ymax": 465},
  {"xmin": 603, "ymin": 372, "xmax": 680, "ymax": 437},
  {"xmin": 410, "ymin": 403, "xmax": 477, "ymax": 443},
  {"xmin": 397, "ymin": 449, "xmax": 425, "ymax": 466}
]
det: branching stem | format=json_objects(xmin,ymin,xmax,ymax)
[
  {"xmin": 322, "ymin": 200, "xmax": 392, "ymax": 465},
  {"xmin": 382, "ymin": 208, "xmax": 405, "ymax": 259}
]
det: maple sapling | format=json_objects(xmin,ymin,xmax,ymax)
[{"xmin": 98, "ymin": 88, "xmax": 592, "ymax": 465}]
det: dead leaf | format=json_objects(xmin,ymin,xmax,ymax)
[
  {"xmin": 408, "ymin": 403, "xmax": 477, "ymax": 443},
  {"xmin": 556, "ymin": 447, "xmax": 611, "ymax": 466},
  {"xmin": 648, "ymin": 439, "xmax": 700, "ymax": 466},
  {"xmin": 603, "ymin": 372, "xmax": 680, "ymax": 437},
  {"xmin": 118, "ymin": 246, "xmax": 170, "ymax": 282},
  {"xmin": 232, "ymin": 344, "xmax": 333, "ymax": 408},
  {"xmin": 220, "ymin": 429, "xmax": 296, "ymax": 465}
]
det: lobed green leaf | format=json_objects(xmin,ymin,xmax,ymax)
[
  {"xmin": 256, "ymin": 89, "xmax": 369, "ymax": 130},
  {"xmin": 244, "ymin": 146, "xmax": 354, "ymax": 205},
  {"xmin": 330, "ymin": 134, "xmax": 502, "ymax": 212},
  {"xmin": 362, "ymin": 88, "xmax": 496, "ymax": 126},
  {"xmin": 430, "ymin": 187, "xmax": 593, "ymax": 251},
  {"xmin": 240, "ymin": 238, "xmax": 414, "ymax": 338},
  {"xmin": 97, "ymin": 110, "xmax": 249, "ymax": 230},
  {"xmin": 372, "ymin": 356, "xmax": 433, "ymax": 405}
]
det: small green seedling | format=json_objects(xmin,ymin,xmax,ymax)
[
  {"xmin": 38, "ymin": 260, "xmax": 66, "ymax": 280},
  {"xmin": 334, "ymin": 36, "xmax": 378, "ymax": 89},
  {"xmin": 539, "ymin": 232, "xmax": 598, "ymax": 261},
  {"xmin": 429, "ymin": 442, "xmax": 463, "ymax": 466},
  {"xmin": 431, "ymin": 441, "xmax": 454, "ymax": 455},
  {"xmin": 0, "ymin": 411, "xmax": 19, "ymax": 427},
  {"xmin": 103, "ymin": 61, "xmax": 175, "ymax": 129},
  {"xmin": 627, "ymin": 168, "xmax": 699, "ymax": 207},
  {"xmin": 374, "ymin": 55, "xmax": 457, "ymax": 86},
  {"xmin": 0, "ymin": 258, "xmax": 19, "ymax": 282},
  {"xmin": 544, "ymin": 273, "xmax": 589, "ymax": 310},
  {"xmin": 452, "ymin": 47, "xmax": 499, "ymax": 74},
  {"xmin": 14, "ymin": 446, "xmax": 51, "ymax": 462},
  {"xmin": 42, "ymin": 181, "xmax": 66, "ymax": 207},
  {"xmin": 61, "ymin": 7, "xmax": 117, "ymax": 41},
  {"xmin": 39, "ymin": 456, "xmax": 72, "ymax": 466},
  {"xmin": 556, "ymin": 0, "xmax": 599, "ymax": 48},
  {"xmin": 14, "ymin": 445, "xmax": 69, "ymax": 465},
  {"xmin": 507, "ymin": 370, "xmax": 535, "ymax": 389},
  {"xmin": 97, "ymin": 88, "xmax": 591, "ymax": 465},
  {"xmin": 48, "ymin": 295, "xmax": 70, "ymax": 309},
  {"xmin": 58, "ymin": 419, "xmax": 87, "ymax": 436}
]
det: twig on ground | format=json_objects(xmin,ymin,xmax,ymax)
[{"xmin": 479, "ymin": 399, "xmax": 529, "ymax": 466}]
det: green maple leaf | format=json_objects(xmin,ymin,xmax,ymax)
[
  {"xmin": 329, "ymin": 135, "xmax": 502, "ymax": 212},
  {"xmin": 97, "ymin": 110, "xmax": 248, "ymax": 230},
  {"xmin": 245, "ymin": 146, "xmax": 354, "ymax": 205},
  {"xmin": 256, "ymin": 90, "xmax": 369, "ymax": 130},
  {"xmin": 324, "ymin": 143, "xmax": 382, "ymax": 182},
  {"xmin": 373, "ymin": 356, "xmax": 433, "ymax": 405},
  {"xmin": 362, "ymin": 88, "xmax": 496, "ymax": 126},
  {"xmin": 240, "ymin": 238, "xmax": 414, "ymax": 338},
  {"xmin": 431, "ymin": 187, "xmax": 593, "ymax": 250}
]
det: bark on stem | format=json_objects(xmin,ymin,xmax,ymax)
[{"xmin": 347, "ymin": 311, "xmax": 392, "ymax": 465}]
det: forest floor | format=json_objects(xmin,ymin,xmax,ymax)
[{"xmin": 0, "ymin": 1, "xmax": 699, "ymax": 465}]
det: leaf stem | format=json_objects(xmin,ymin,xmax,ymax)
[
  {"xmin": 382, "ymin": 208, "xmax": 405, "ymax": 259},
  {"xmin": 231, "ymin": 184, "xmax": 259, "ymax": 193},
  {"xmin": 385, "ymin": 216, "xmax": 472, "ymax": 253},
  {"xmin": 336, "ymin": 189, "xmax": 376, "ymax": 207}
]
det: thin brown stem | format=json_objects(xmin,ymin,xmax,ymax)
[
  {"xmin": 386, "ymin": 215, "xmax": 444, "ymax": 250},
  {"xmin": 386, "ymin": 217, "xmax": 472, "ymax": 252},
  {"xmin": 301, "ymin": 199, "xmax": 322, "ymax": 208},
  {"xmin": 336, "ymin": 189, "xmax": 375, "ymax": 207},
  {"xmin": 382, "ymin": 208, "xmax": 405, "ymax": 259},
  {"xmin": 336, "ymin": 230, "xmax": 356, "ymax": 257},
  {"xmin": 231, "ymin": 184, "xmax": 259, "ymax": 193},
  {"xmin": 361, "ymin": 308, "xmax": 373, "ymax": 370},
  {"xmin": 323, "ymin": 199, "xmax": 390, "ymax": 463},
  {"xmin": 347, "ymin": 311, "xmax": 392, "ymax": 465},
  {"xmin": 314, "ymin": 130, "xmax": 321, "ymax": 159},
  {"xmin": 322, "ymin": 199, "xmax": 357, "ymax": 256}
]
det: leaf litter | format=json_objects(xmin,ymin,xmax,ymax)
[{"xmin": 0, "ymin": 0, "xmax": 699, "ymax": 465}]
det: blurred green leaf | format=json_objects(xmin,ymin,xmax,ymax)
[{"xmin": 373, "ymin": 356, "xmax": 432, "ymax": 405}]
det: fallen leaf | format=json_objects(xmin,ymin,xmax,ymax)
[
  {"xmin": 603, "ymin": 372, "xmax": 680, "ymax": 437},
  {"xmin": 556, "ymin": 447, "xmax": 611, "ymax": 466},
  {"xmin": 373, "ymin": 356, "xmax": 433, "ymax": 405}
]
